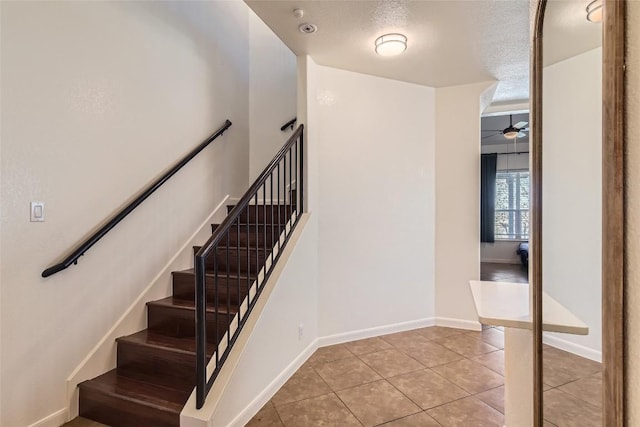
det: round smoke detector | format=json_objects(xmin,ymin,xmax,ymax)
[{"xmin": 298, "ymin": 23, "xmax": 317, "ymax": 34}]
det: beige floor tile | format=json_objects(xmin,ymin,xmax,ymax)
[
  {"xmin": 276, "ymin": 393, "xmax": 362, "ymax": 427},
  {"xmin": 416, "ymin": 326, "xmax": 466, "ymax": 341},
  {"xmin": 557, "ymin": 371, "xmax": 602, "ymax": 408},
  {"xmin": 358, "ymin": 349, "xmax": 425, "ymax": 378},
  {"xmin": 471, "ymin": 350, "xmax": 505, "ymax": 375},
  {"xmin": 378, "ymin": 411, "xmax": 441, "ymax": 426},
  {"xmin": 543, "ymin": 347, "xmax": 601, "ymax": 387},
  {"xmin": 315, "ymin": 356, "xmax": 381, "ymax": 391},
  {"xmin": 544, "ymin": 422, "xmax": 558, "ymax": 427},
  {"xmin": 476, "ymin": 385, "xmax": 504, "ymax": 414},
  {"xmin": 434, "ymin": 333, "xmax": 499, "ymax": 357},
  {"xmin": 432, "ymin": 359, "xmax": 503, "ymax": 394},
  {"xmin": 387, "ymin": 368, "xmax": 469, "ymax": 410},
  {"xmin": 337, "ymin": 380, "xmax": 421, "ymax": 427},
  {"xmin": 380, "ymin": 330, "xmax": 431, "ymax": 350},
  {"xmin": 272, "ymin": 366, "xmax": 332, "ymax": 407},
  {"xmin": 426, "ymin": 396, "xmax": 504, "ymax": 427},
  {"xmin": 543, "ymin": 388, "xmax": 602, "ymax": 427},
  {"xmin": 399, "ymin": 341, "xmax": 465, "ymax": 367},
  {"xmin": 247, "ymin": 401, "xmax": 284, "ymax": 426},
  {"xmin": 344, "ymin": 336, "xmax": 393, "ymax": 355},
  {"xmin": 306, "ymin": 343, "xmax": 354, "ymax": 366}
]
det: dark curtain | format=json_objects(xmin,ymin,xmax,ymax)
[{"xmin": 481, "ymin": 153, "xmax": 497, "ymax": 243}]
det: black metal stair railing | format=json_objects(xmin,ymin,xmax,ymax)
[{"xmin": 194, "ymin": 124, "xmax": 304, "ymax": 408}]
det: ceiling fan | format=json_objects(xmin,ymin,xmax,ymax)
[{"xmin": 482, "ymin": 114, "xmax": 529, "ymax": 140}]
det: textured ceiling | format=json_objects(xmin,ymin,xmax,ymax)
[{"xmin": 247, "ymin": 0, "xmax": 531, "ymax": 104}]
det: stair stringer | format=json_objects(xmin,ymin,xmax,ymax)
[
  {"xmin": 180, "ymin": 213, "xmax": 316, "ymax": 427},
  {"xmin": 64, "ymin": 195, "xmax": 232, "ymax": 422}
]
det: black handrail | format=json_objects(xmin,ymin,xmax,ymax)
[
  {"xmin": 42, "ymin": 120, "xmax": 233, "ymax": 278},
  {"xmin": 280, "ymin": 117, "xmax": 297, "ymax": 131},
  {"xmin": 195, "ymin": 124, "xmax": 304, "ymax": 408}
]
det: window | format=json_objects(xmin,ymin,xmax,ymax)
[{"xmin": 495, "ymin": 170, "xmax": 529, "ymax": 240}]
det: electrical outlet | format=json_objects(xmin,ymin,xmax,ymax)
[{"xmin": 298, "ymin": 324, "xmax": 304, "ymax": 340}]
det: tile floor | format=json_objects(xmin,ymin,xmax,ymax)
[
  {"xmin": 64, "ymin": 327, "xmax": 601, "ymax": 427},
  {"xmin": 247, "ymin": 326, "xmax": 602, "ymax": 427}
]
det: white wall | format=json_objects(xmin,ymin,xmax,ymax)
[
  {"xmin": 308, "ymin": 64, "xmax": 437, "ymax": 337},
  {"xmin": 626, "ymin": 2, "xmax": 640, "ymax": 423},
  {"xmin": 435, "ymin": 81, "xmax": 496, "ymax": 327},
  {"xmin": 0, "ymin": 2, "xmax": 250, "ymax": 426},
  {"xmin": 248, "ymin": 11, "xmax": 296, "ymax": 181},
  {"xmin": 542, "ymin": 48, "xmax": 602, "ymax": 358}
]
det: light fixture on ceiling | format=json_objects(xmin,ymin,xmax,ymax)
[
  {"xmin": 586, "ymin": 0, "xmax": 603, "ymax": 23},
  {"xmin": 375, "ymin": 33, "xmax": 407, "ymax": 57}
]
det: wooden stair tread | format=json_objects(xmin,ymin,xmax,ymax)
[
  {"xmin": 79, "ymin": 369, "xmax": 188, "ymax": 412},
  {"xmin": 147, "ymin": 296, "xmax": 239, "ymax": 315},
  {"xmin": 116, "ymin": 330, "xmax": 215, "ymax": 355}
]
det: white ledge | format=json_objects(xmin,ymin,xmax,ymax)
[{"xmin": 469, "ymin": 280, "xmax": 588, "ymax": 335}]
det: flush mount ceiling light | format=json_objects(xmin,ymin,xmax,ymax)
[
  {"xmin": 375, "ymin": 33, "xmax": 407, "ymax": 57},
  {"xmin": 586, "ymin": 0, "xmax": 603, "ymax": 22}
]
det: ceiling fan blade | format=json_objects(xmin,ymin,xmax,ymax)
[
  {"xmin": 514, "ymin": 121, "xmax": 528, "ymax": 129},
  {"xmin": 517, "ymin": 132, "xmax": 527, "ymax": 138}
]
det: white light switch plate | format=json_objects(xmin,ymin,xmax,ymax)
[{"xmin": 31, "ymin": 201, "xmax": 45, "ymax": 222}]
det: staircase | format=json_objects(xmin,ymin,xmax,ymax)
[{"xmin": 78, "ymin": 202, "xmax": 292, "ymax": 427}]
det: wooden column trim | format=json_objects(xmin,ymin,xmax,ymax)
[{"xmin": 602, "ymin": 0, "xmax": 626, "ymax": 425}]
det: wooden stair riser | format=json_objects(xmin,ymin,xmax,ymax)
[
  {"xmin": 79, "ymin": 384, "xmax": 181, "ymax": 427},
  {"xmin": 228, "ymin": 204, "xmax": 293, "ymax": 224},
  {"xmin": 147, "ymin": 303, "xmax": 232, "ymax": 341},
  {"xmin": 172, "ymin": 271, "xmax": 251, "ymax": 305},
  {"xmin": 211, "ymin": 224, "xmax": 280, "ymax": 247},
  {"xmin": 116, "ymin": 342, "xmax": 197, "ymax": 391},
  {"xmin": 195, "ymin": 246, "xmax": 270, "ymax": 275}
]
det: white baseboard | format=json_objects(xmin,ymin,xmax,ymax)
[
  {"xmin": 65, "ymin": 195, "xmax": 231, "ymax": 421},
  {"xmin": 435, "ymin": 317, "xmax": 482, "ymax": 331},
  {"xmin": 316, "ymin": 318, "xmax": 436, "ymax": 348},
  {"xmin": 27, "ymin": 408, "xmax": 67, "ymax": 427},
  {"xmin": 543, "ymin": 333, "xmax": 602, "ymax": 363},
  {"xmin": 481, "ymin": 259, "xmax": 521, "ymax": 264},
  {"xmin": 227, "ymin": 341, "xmax": 318, "ymax": 427}
]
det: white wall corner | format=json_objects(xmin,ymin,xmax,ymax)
[
  {"xmin": 479, "ymin": 81, "xmax": 499, "ymax": 113},
  {"xmin": 64, "ymin": 196, "xmax": 231, "ymax": 421}
]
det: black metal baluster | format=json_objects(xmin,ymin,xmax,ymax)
[
  {"xmin": 289, "ymin": 148, "xmax": 292, "ymax": 221},
  {"xmin": 226, "ymin": 237, "xmax": 231, "ymax": 347},
  {"xmin": 214, "ymin": 246, "xmax": 219, "ymax": 366},
  {"xmin": 270, "ymin": 172, "xmax": 274, "ymax": 266},
  {"xmin": 277, "ymin": 163, "xmax": 281, "ymax": 251},
  {"xmin": 247, "ymin": 200, "xmax": 251, "ymax": 305},
  {"xmin": 294, "ymin": 140, "xmax": 298, "ymax": 216},
  {"xmin": 195, "ymin": 254, "xmax": 207, "ymax": 409},
  {"xmin": 300, "ymin": 129, "xmax": 305, "ymax": 213},
  {"xmin": 263, "ymin": 183, "xmax": 266, "ymax": 285},
  {"xmin": 237, "ymin": 215, "xmax": 241, "ymax": 329},
  {"xmin": 254, "ymin": 193, "xmax": 259, "ymax": 293}
]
